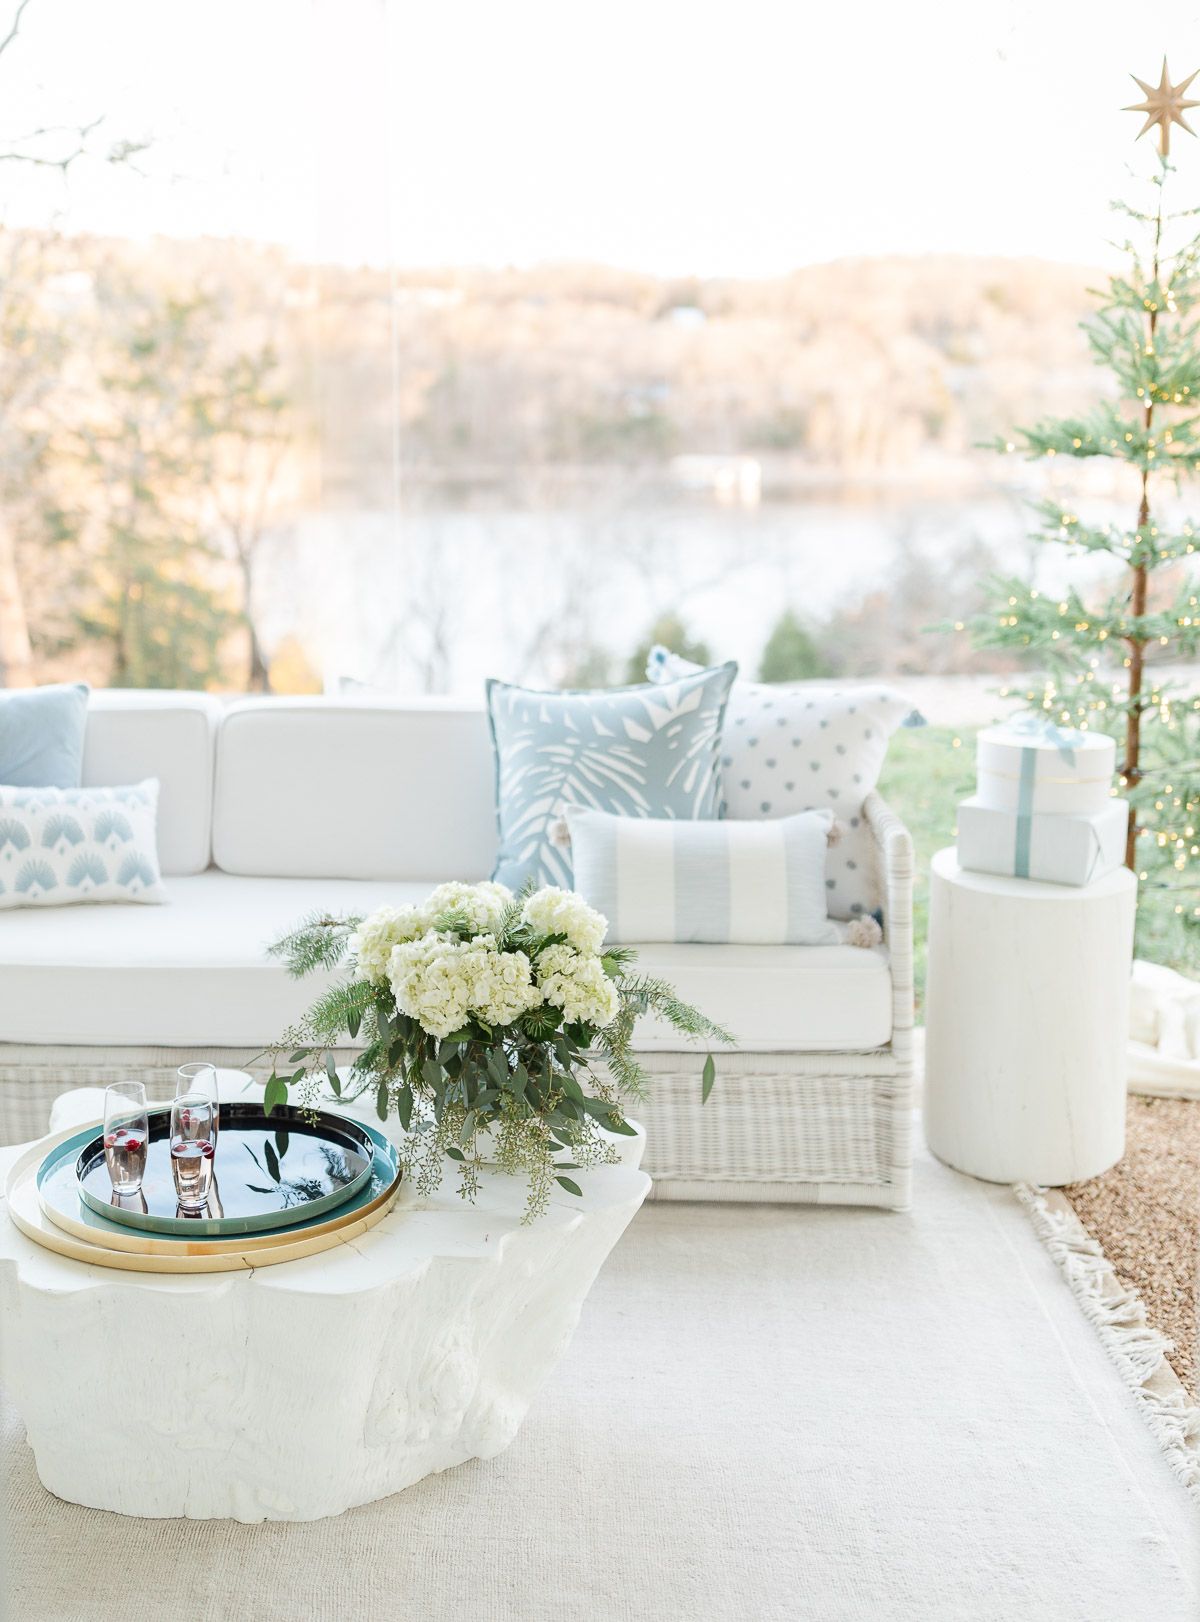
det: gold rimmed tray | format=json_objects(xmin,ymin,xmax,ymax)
[
  {"xmin": 38, "ymin": 1121, "xmax": 403, "ymax": 1257},
  {"xmin": 7, "ymin": 1127, "xmax": 402, "ymax": 1273}
]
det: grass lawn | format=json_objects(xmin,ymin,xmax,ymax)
[
  {"xmin": 878, "ymin": 723, "xmax": 1197, "ymax": 1007},
  {"xmin": 877, "ymin": 725, "xmax": 974, "ymax": 1009}
]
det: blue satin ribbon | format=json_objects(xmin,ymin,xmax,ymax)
[
  {"xmin": 1007, "ymin": 711, "xmax": 1079, "ymax": 766},
  {"xmin": 1014, "ymin": 747, "xmax": 1037, "ymax": 878},
  {"xmin": 1008, "ymin": 713, "xmax": 1085, "ymax": 878}
]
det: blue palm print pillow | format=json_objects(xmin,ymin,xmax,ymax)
[{"xmin": 486, "ymin": 664, "xmax": 737, "ymax": 890}]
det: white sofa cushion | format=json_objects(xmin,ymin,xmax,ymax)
[
  {"xmin": 83, "ymin": 691, "xmax": 220, "ymax": 876},
  {"xmin": 627, "ymin": 941, "xmax": 892, "ymax": 1052},
  {"xmin": 0, "ymin": 873, "xmax": 893, "ymax": 1050},
  {"xmin": 213, "ymin": 699, "xmax": 498, "ymax": 881}
]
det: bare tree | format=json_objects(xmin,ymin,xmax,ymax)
[
  {"xmin": 199, "ymin": 345, "xmax": 294, "ymax": 690},
  {"xmin": 0, "ymin": 0, "xmax": 148, "ymax": 684}
]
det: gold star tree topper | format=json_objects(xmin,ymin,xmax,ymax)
[{"xmin": 1125, "ymin": 58, "xmax": 1200, "ymax": 155}]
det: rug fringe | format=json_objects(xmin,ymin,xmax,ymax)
[{"xmin": 1015, "ymin": 1182, "xmax": 1200, "ymax": 1502}]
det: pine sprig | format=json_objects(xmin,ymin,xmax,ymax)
[
  {"xmin": 300, "ymin": 978, "xmax": 377, "ymax": 1043},
  {"xmin": 617, "ymin": 972, "xmax": 735, "ymax": 1046},
  {"xmin": 268, "ymin": 911, "xmax": 361, "ymax": 978}
]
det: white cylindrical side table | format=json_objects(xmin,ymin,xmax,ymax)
[{"xmin": 924, "ymin": 848, "xmax": 1137, "ymax": 1185}]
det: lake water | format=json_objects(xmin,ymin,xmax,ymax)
[{"xmin": 253, "ymin": 478, "xmax": 1148, "ymax": 698}]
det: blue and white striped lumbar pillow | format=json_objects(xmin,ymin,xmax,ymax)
[
  {"xmin": 0, "ymin": 779, "xmax": 166, "ymax": 909},
  {"xmin": 565, "ymin": 805, "xmax": 840, "ymax": 945}
]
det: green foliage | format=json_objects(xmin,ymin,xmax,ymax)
[
  {"xmin": 757, "ymin": 609, "xmax": 831, "ymax": 682},
  {"xmin": 263, "ymin": 907, "xmax": 733, "ymax": 1220},
  {"xmin": 72, "ymin": 284, "xmax": 237, "ymax": 688},
  {"xmin": 876, "ymin": 725, "xmax": 979, "ymax": 1007},
  {"xmin": 623, "ymin": 614, "xmax": 712, "ymax": 685},
  {"xmin": 266, "ymin": 912, "xmax": 360, "ymax": 976}
]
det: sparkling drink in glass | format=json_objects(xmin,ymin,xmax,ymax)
[
  {"xmin": 171, "ymin": 1092, "xmax": 215, "ymax": 1213},
  {"xmin": 176, "ymin": 1062, "xmax": 219, "ymax": 1144},
  {"xmin": 103, "ymin": 1081, "xmax": 149, "ymax": 1196}
]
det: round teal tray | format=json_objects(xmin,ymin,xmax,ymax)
[
  {"xmin": 41, "ymin": 1115, "xmax": 399, "ymax": 1246},
  {"xmin": 68, "ymin": 1104, "xmax": 379, "ymax": 1238}
]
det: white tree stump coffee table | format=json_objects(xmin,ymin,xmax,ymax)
[{"xmin": 0, "ymin": 1089, "xmax": 649, "ymax": 1522}]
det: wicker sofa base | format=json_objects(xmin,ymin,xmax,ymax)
[{"xmin": 0, "ymin": 1043, "xmax": 913, "ymax": 1210}]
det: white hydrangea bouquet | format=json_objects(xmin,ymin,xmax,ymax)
[{"xmin": 264, "ymin": 882, "xmax": 732, "ymax": 1218}]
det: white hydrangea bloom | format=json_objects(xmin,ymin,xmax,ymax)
[
  {"xmin": 521, "ymin": 886, "xmax": 608, "ymax": 953},
  {"xmin": 388, "ymin": 933, "xmax": 541, "ymax": 1039},
  {"xmin": 424, "ymin": 880, "xmax": 513, "ymax": 935},
  {"xmin": 388, "ymin": 934, "xmax": 473, "ymax": 1039},
  {"xmin": 350, "ymin": 903, "xmax": 431, "ymax": 986},
  {"xmin": 464, "ymin": 941, "xmax": 543, "ymax": 1028},
  {"xmin": 536, "ymin": 942, "xmax": 620, "ymax": 1029}
]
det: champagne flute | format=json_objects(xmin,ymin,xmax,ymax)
[
  {"xmin": 170, "ymin": 1092, "xmax": 215, "ymax": 1213},
  {"xmin": 103, "ymin": 1081, "xmax": 149, "ymax": 1197},
  {"xmin": 176, "ymin": 1063, "xmax": 219, "ymax": 1144}
]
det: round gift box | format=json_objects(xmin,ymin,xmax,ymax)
[{"xmin": 974, "ymin": 723, "xmax": 1116, "ymax": 818}]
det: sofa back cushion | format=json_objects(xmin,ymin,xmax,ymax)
[
  {"xmin": 82, "ymin": 691, "xmax": 220, "ymax": 875},
  {"xmin": 212, "ymin": 699, "xmax": 498, "ymax": 880}
]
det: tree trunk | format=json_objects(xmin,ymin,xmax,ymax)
[
  {"xmin": 1123, "ymin": 459, "xmax": 1151, "ymax": 870},
  {"xmin": 241, "ymin": 554, "xmax": 269, "ymax": 692},
  {"xmin": 0, "ymin": 511, "xmax": 34, "ymax": 687},
  {"xmin": 1124, "ymin": 196, "xmax": 1163, "ymax": 872}
]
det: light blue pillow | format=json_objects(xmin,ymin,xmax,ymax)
[
  {"xmin": 0, "ymin": 683, "xmax": 89, "ymax": 787},
  {"xmin": 565, "ymin": 804, "xmax": 841, "ymax": 945},
  {"xmin": 486, "ymin": 665, "xmax": 737, "ymax": 890}
]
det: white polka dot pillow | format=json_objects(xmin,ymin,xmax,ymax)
[
  {"xmin": 647, "ymin": 650, "xmax": 922, "ymax": 920},
  {"xmin": 0, "ymin": 779, "xmax": 166, "ymax": 908}
]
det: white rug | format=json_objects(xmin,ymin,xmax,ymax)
[{"xmin": 4, "ymin": 1140, "xmax": 1197, "ymax": 1622}]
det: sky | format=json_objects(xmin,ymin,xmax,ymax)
[{"xmin": 5, "ymin": 0, "xmax": 1200, "ymax": 274}]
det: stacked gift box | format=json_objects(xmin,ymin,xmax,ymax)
[{"xmin": 956, "ymin": 719, "xmax": 1127, "ymax": 887}]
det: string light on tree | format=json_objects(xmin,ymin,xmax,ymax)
[{"xmin": 958, "ymin": 62, "xmax": 1200, "ymax": 962}]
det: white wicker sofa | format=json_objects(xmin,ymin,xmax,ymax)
[{"xmin": 0, "ymin": 691, "xmax": 915, "ymax": 1208}]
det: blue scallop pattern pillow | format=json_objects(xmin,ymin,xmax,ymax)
[
  {"xmin": 486, "ymin": 665, "xmax": 737, "ymax": 890},
  {"xmin": 0, "ymin": 779, "xmax": 166, "ymax": 908}
]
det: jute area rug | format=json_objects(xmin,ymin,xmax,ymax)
[{"xmin": 5, "ymin": 1140, "xmax": 1197, "ymax": 1622}]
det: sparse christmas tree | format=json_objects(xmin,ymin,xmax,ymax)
[{"xmin": 962, "ymin": 61, "xmax": 1200, "ymax": 963}]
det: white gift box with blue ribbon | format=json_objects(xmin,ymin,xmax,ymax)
[
  {"xmin": 975, "ymin": 719, "xmax": 1115, "ymax": 819},
  {"xmin": 956, "ymin": 795, "xmax": 1128, "ymax": 886}
]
